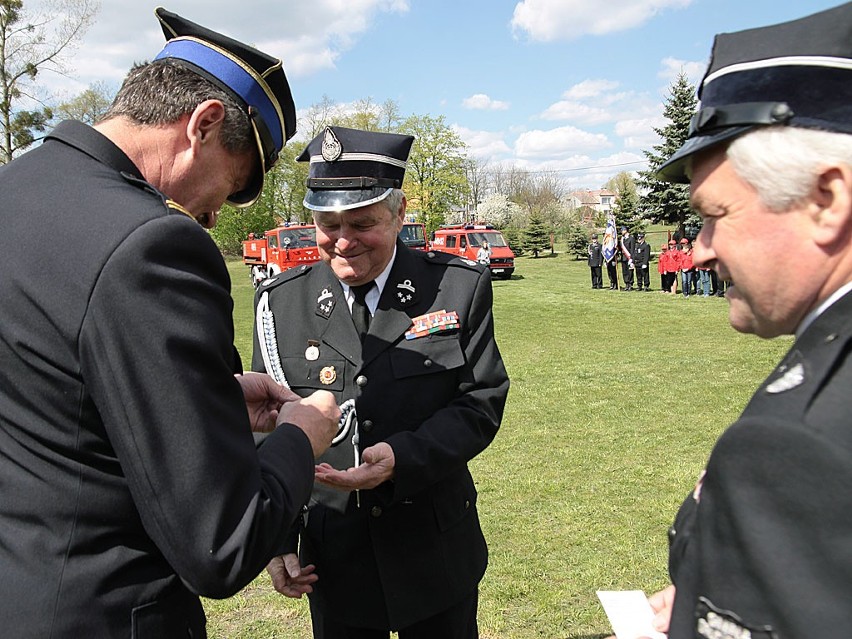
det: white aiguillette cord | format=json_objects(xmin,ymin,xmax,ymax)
[{"xmin": 256, "ymin": 290, "xmax": 357, "ymax": 449}]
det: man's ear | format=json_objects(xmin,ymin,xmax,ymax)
[
  {"xmin": 186, "ymin": 99, "xmax": 226, "ymax": 152},
  {"xmin": 811, "ymin": 164, "xmax": 852, "ymax": 247}
]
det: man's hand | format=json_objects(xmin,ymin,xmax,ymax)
[
  {"xmin": 647, "ymin": 584, "xmax": 675, "ymax": 634},
  {"xmin": 277, "ymin": 390, "xmax": 340, "ymax": 458},
  {"xmin": 266, "ymin": 554, "xmax": 318, "ymax": 598},
  {"xmin": 602, "ymin": 585, "xmax": 674, "ymax": 639},
  {"xmin": 315, "ymin": 442, "xmax": 395, "ymax": 490},
  {"xmin": 236, "ymin": 372, "xmax": 299, "ymax": 432}
]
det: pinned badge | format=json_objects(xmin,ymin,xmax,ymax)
[
  {"xmin": 396, "ymin": 279, "xmax": 416, "ymax": 304},
  {"xmin": 305, "ymin": 340, "xmax": 320, "ymax": 361},
  {"xmin": 316, "ymin": 287, "xmax": 335, "ymax": 318},
  {"xmin": 319, "ymin": 366, "xmax": 337, "ymax": 385},
  {"xmin": 765, "ymin": 362, "xmax": 805, "ymax": 394},
  {"xmin": 321, "ymin": 127, "xmax": 343, "ymax": 162}
]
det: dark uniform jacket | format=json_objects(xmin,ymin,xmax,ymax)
[
  {"xmin": 633, "ymin": 240, "xmax": 651, "ymax": 268},
  {"xmin": 668, "ymin": 289, "xmax": 852, "ymax": 638},
  {"xmin": 588, "ymin": 242, "xmax": 603, "ymax": 267},
  {"xmin": 0, "ymin": 121, "xmax": 314, "ymax": 638},
  {"xmin": 252, "ymin": 243, "xmax": 509, "ymax": 629}
]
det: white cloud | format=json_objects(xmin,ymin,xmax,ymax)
[
  {"xmin": 615, "ymin": 117, "xmax": 664, "ymax": 149},
  {"xmin": 453, "ymin": 125, "xmax": 512, "ymax": 158},
  {"xmin": 562, "ymin": 79, "xmax": 620, "ymax": 100},
  {"xmin": 658, "ymin": 56, "xmax": 707, "ymax": 88},
  {"xmin": 462, "ymin": 93, "xmax": 510, "ymax": 111},
  {"xmin": 514, "ymin": 125, "xmax": 611, "ymax": 159},
  {"xmin": 540, "ymin": 101, "xmax": 612, "ymax": 125},
  {"xmin": 36, "ymin": 0, "xmax": 411, "ymax": 95},
  {"xmin": 511, "ymin": 0, "xmax": 693, "ymax": 42}
]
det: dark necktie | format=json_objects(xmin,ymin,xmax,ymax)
[{"xmin": 350, "ymin": 283, "xmax": 373, "ymax": 341}]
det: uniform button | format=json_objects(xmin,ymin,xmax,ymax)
[
  {"xmin": 361, "ymin": 420, "xmax": 374, "ymax": 432},
  {"xmin": 668, "ymin": 525, "xmax": 677, "ymax": 542},
  {"xmin": 356, "ymin": 375, "xmax": 368, "ymax": 387},
  {"xmin": 370, "ymin": 506, "xmax": 383, "ymax": 518},
  {"xmin": 464, "ymin": 500, "xmax": 470, "ymax": 509},
  {"xmin": 427, "ymin": 252, "xmax": 435, "ymax": 258},
  {"xmin": 423, "ymin": 359, "xmax": 432, "ymax": 368}
]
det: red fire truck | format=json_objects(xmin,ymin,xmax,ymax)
[
  {"xmin": 242, "ymin": 224, "xmax": 320, "ymax": 286},
  {"xmin": 399, "ymin": 221, "xmax": 429, "ymax": 251},
  {"xmin": 430, "ymin": 224, "xmax": 515, "ymax": 279}
]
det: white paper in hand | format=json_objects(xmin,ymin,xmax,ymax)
[{"xmin": 597, "ymin": 590, "xmax": 666, "ymax": 639}]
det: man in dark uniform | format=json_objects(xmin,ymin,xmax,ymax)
[
  {"xmin": 253, "ymin": 126, "xmax": 510, "ymax": 638},
  {"xmin": 628, "ymin": 4, "xmax": 852, "ymax": 638},
  {"xmin": 619, "ymin": 225, "xmax": 636, "ymax": 290},
  {"xmin": 632, "ymin": 232, "xmax": 651, "ymax": 291},
  {"xmin": 588, "ymin": 233, "xmax": 604, "ymax": 289},
  {"xmin": 0, "ymin": 9, "xmax": 340, "ymax": 638}
]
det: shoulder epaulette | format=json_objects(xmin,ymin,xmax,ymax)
[
  {"xmin": 256, "ymin": 263, "xmax": 314, "ymax": 295},
  {"xmin": 421, "ymin": 250, "xmax": 482, "ymax": 271}
]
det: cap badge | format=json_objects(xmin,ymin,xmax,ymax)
[
  {"xmin": 321, "ymin": 127, "xmax": 343, "ymax": 162},
  {"xmin": 319, "ymin": 365, "xmax": 337, "ymax": 385}
]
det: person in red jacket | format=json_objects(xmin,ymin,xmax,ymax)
[{"xmin": 679, "ymin": 238, "xmax": 695, "ymax": 298}]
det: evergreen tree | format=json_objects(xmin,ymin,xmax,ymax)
[
  {"xmin": 638, "ymin": 72, "xmax": 696, "ymax": 233},
  {"xmin": 524, "ymin": 212, "xmax": 550, "ymax": 258},
  {"xmin": 565, "ymin": 222, "xmax": 592, "ymax": 260}
]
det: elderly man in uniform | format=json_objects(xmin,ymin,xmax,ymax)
[
  {"xmin": 623, "ymin": 4, "xmax": 852, "ymax": 638},
  {"xmin": 0, "ymin": 9, "xmax": 340, "ymax": 638},
  {"xmin": 253, "ymin": 126, "xmax": 509, "ymax": 638}
]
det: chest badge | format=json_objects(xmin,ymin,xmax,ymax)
[
  {"xmin": 305, "ymin": 340, "xmax": 320, "ymax": 361},
  {"xmin": 319, "ymin": 366, "xmax": 337, "ymax": 385}
]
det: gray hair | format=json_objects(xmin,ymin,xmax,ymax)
[
  {"xmin": 383, "ymin": 188, "xmax": 405, "ymax": 217},
  {"xmin": 100, "ymin": 60, "xmax": 254, "ymax": 154},
  {"xmin": 727, "ymin": 127, "xmax": 852, "ymax": 212}
]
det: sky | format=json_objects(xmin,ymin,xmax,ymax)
[{"xmin": 27, "ymin": 0, "xmax": 844, "ymax": 190}]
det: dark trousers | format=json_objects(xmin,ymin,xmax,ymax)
[
  {"xmin": 621, "ymin": 262, "xmax": 634, "ymax": 287},
  {"xmin": 606, "ymin": 262, "xmax": 618, "ymax": 288},
  {"xmin": 590, "ymin": 266, "xmax": 602, "ymax": 288},
  {"xmin": 309, "ymin": 590, "xmax": 479, "ymax": 639},
  {"xmin": 636, "ymin": 266, "xmax": 650, "ymax": 289}
]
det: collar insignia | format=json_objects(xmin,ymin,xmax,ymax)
[
  {"xmin": 395, "ymin": 278, "xmax": 417, "ymax": 306},
  {"xmin": 316, "ymin": 287, "xmax": 335, "ymax": 318},
  {"xmin": 321, "ymin": 127, "xmax": 342, "ymax": 162},
  {"xmin": 765, "ymin": 362, "xmax": 805, "ymax": 394}
]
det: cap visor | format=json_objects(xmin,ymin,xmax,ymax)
[
  {"xmin": 304, "ymin": 186, "xmax": 392, "ymax": 212},
  {"xmin": 656, "ymin": 125, "xmax": 755, "ymax": 183}
]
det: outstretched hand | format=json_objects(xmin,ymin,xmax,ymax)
[{"xmin": 315, "ymin": 442, "xmax": 396, "ymax": 491}]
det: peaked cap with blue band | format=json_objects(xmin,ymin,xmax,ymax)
[
  {"xmin": 153, "ymin": 7, "xmax": 297, "ymax": 206},
  {"xmin": 298, "ymin": 126, "xmax": 415, "ymax": 212},
  {"xmin": 658, "ymin": 2, "xmax": 852, "ymax": 183}
]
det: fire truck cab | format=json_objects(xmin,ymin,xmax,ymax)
[
  {"xmin": 431, "ymin": 224, "xmax": 515, "ymax": 279},
  {"xmin": 398, "ymin": 221, "xmax": 429, "ymax": 251},
  {"xmin": 242, "ymin": 224, "xmax": 320, "ymax": 286}
]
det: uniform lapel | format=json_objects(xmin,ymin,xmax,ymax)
[
  {"xmin": 361, "ymin": 244, "xmax": 423, "ymax": 368},
  {"xmin": 309, "ymin": 263, "xmax": 361, "ymax": 366}
]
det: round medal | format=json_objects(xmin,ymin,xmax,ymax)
[
  {"xmin": 305, "ymin": 345, "xmax": 320, "ymax": 361},
  {"xmin": 319, "ymin": 366, "xmax": 337, "ymax": 385}
]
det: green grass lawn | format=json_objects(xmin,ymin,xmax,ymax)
[{"xmin": 209, "ymin": 252, "xmax": 791, "ymax": 638}]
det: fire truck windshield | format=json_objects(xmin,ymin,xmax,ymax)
[{"xmin": 469, "ymin": 232, "xmax": 507, "ymax": 248}]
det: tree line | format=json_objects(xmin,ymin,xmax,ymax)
[{"xmin": 1, "ymin": 0, "xmax": 698, "ymax": 257}]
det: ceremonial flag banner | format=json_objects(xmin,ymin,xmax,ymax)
[{"xmin": 602, "ymin": 214, "xmax": 617, "ymax": 263}]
